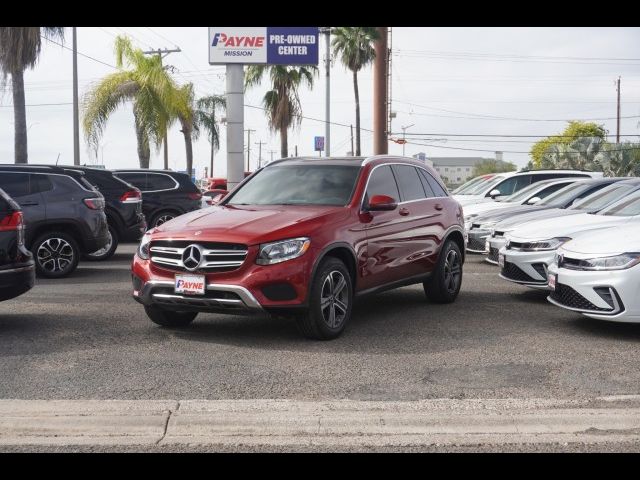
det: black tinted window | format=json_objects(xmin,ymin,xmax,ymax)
[
  {"xmin": 116, "ymin": 173, "xmax": 148, "ymax": 190},
  {"xmin": 32, "ymin": 174, "xmax": 53, "ymax": 193},
  {"xmin": 0, "ymin": 173, "xmax": 30, "ymax": 197},
  {"xmin": 420, "ymin": 170, "xmax": 448, "ymax": 197},
  {"xmin": 418, "ymin": 171, "xmax": 435, "ymax": 197},
  {"xmin": 366, "ymin": 165, "xmax": 400, "ymax": 203},
  {"xmin": 392, "ymin": 165, "xmax": 426, "ymax": 201},
  {"xmin": 147, "ymin": 174, "xmax": 177, "ymax": 191}
]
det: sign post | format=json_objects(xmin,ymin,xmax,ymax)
[
  {"xmin": 208, "ymin": 27, "xmax": 319, "ymax": 187},
  {"xmin": 314, "ymin": 136, "xmax": 325, "ymax": 157}
]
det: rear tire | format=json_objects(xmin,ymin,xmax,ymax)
[
  {"xmin": 144, "ymin": 306, "xmax": 197, "ymax": 328},
  {"xmin": 296, "ymin": 257, "xmax": 353, "ymax": 340},
  {"xmin": 150, "ymin": 211, "xmax": 177, "ymax": 228},
  {"xmin": 424, "ymin": 239, "xmax": 463, "ymax": 303},
  {"xmin": 84, "ymin": 224, "xmax": 119, "ymax": 261},
  {"xmin": 32, "ymin": 231, "xmax": 80, "ymax": 278}
]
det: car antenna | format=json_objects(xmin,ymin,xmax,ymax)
[{"xmin": 55, "ymin": 153, "xmax": 60, "ymax": 165}]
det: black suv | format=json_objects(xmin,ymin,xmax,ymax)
[
  {"xmin": 114, "ymin": 170, "xmax": 202, "ymax": 228},
  {"xmin": 58, "ymin": 166, "xmax": 146, "ymax": 260},
  {"xmin": 0, "ymin": 188, "xmax": 35, "ymax": 301},
  {"xmin": 0, "ymin": 165, "xmax": 109, "ymax": 278}
]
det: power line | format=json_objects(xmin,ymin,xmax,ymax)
[
  {"xmin": 394, "ymin": 133, "xmax": 640, "ymax": 138},
  {"xmin": 43, "ymin": 36, "xmax": 116, "ymax": 69}
]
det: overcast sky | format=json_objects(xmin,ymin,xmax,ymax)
[{"xmin": 1, "ymin": 27, "xmax": 639, "ymax": 177}]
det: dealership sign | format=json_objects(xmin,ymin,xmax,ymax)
[{"xmin": 208, "ymin": 27, "xmax": 319, "ymax": 65}]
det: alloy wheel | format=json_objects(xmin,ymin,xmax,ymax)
[
  {"xmin": 443, "ymin": 249, "xmax": 462, "ymax": 294},
  {"xmin": 154, "ymin": 214, "xmax": 174, "ymax": 227},
  {"xmin": 37, "ymin": 238, "xmax": 74, "ymax": 273},
  {"xmin": 86, "ymin": 231, "xmax": 112, "ymax": 258},
  {"xmin": 320, "ymin": 270, "xmax": 349, "ymax": 328}
]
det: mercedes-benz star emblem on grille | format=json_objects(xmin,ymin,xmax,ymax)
[{"xmin": 182, "ymin": 244, "xmax": 203, "ymax": 271}]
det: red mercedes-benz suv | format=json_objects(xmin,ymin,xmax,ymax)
[{"xmin": 132, "ymin": 156, "xmax": 465, "ymax": 339}]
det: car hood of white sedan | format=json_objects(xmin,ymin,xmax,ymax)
[
  {"xmin": 463, "ymin": 200, "xmax": 516, "ymax": 217},
  {"xmin": 508, "ymin": 212, "xmax": 636, "ymax": 242},
  {"xmin": 453, "ymin": 194, "xmax": 493, "ymax": 206},
  {"xmin": 561, "ymin": 222, "xmax": 640, "ymax": 257}
]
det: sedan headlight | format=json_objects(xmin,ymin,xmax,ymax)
[
  {"xmin": 562, "ymin": 252, "xmax": 640, "ymax": 271},
  {"xmin": 516, "ymin": 237, "xmax": 572, "ymax": 252},
  {"xmin": 256, "ymin": 237, "xmax": 311, "ymax": 265},
  {"xmin": 137, "ymin": 233, "xmax": 152, "ymax": 260}
]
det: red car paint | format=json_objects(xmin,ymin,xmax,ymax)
[{"xmin": 132, "ymin": 156, "xmax": 464, "ymax": 316}]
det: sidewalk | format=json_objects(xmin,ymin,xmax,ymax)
[{"xmin": 2, "ymin": 397, "xmax": 640, "ymax": 449}]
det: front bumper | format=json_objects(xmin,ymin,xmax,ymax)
[
  {"xmin": 486, "ymin": 236, "xmax": 507, "ymax": 265},
  {"xmin": 499, "ymin": 248, "xmax": 554, "ymax": 289},
  {"xmin": 466, "ymin": 228, "xmax": 491, "ymax": 253},
  {"xmin": 546, "ymin": 263, "xmax": 639, "ymax": 322},
  {"xmin": 131, "ymin": 246, "xmax": 314, "ymax": 315}
]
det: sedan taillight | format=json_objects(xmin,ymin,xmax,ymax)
[
  {"xmin": 83, "ymin": 198, "xmax": 105, "ymax": 210},
  {"xmin": 120, "ymin": 188, "xmax": 142, "ymax": 203}
]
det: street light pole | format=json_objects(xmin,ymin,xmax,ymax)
[
  {"xmin": 72, "ymin": 27, "xmax": 80, "ymax": 165},
  {"xmin": 320, "ymin": 27, "xmax": 331, "ymax": 157},
  {"xmin": 401, "ymin": 123, "xmax": 414, "ymax": 156}
]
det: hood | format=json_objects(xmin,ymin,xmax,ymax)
[
  {"xmin": 494, "ymin": 207, "xmax": 584, "ymax": 230},
  {"xmin": 508, "ymin": 212, "xmax": 634, "ymax": 242},
  {"xmin": 150, "ymin": 204, "xmax": 349, "ymax": 245},
  {"xmin": 472, "ymin": 204, "xmax": 548, "ymax": 225},
  {"xmin": 463, "ymin": 200, "xmax": 518, "ymax": 217},
  {"xmin": 454, "ymin": 195, "xmax": 493, "ymax": 206},
  {"xmin": 561, "ymin": 221, "xmax": 640, "ymax": 256}
]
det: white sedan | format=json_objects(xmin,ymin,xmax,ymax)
[
  {"xmin": 547, "ymin": 224, "xmax": 640, "ymax": 323},
  {"xmin": 498, "ymin": 188, "xmax": 640, "ymax": 289}
]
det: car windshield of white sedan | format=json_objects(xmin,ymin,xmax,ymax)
[
  {"xmin": 452, "ymin": 176, "xmax": 491, "ymax": 194},
  {"xmin": 571, "ymin": 184, "xmax": 637, "ymax": 212},
  {"xmin": 598, "ymin": 190, "xmax": 640, "ymax": 216},
  {"xmin": 227, "ymin": 165, "xmax": 362, "ymax": 206},
  {"xmin": 537, "ymin": 182, "xmax": 585, "ymax": 207},
  {"xmin": 463, "ymin": 176, "xmax": 505, "ymax": 195},
  {"xmin": 498, "ymin": 181, "xmax": 549, "ymax": 203}
]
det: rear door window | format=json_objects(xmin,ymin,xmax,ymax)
[
  {"xmin": 391, "ymin": 165, "xmax": 426, "ymax": 202},
  {"xmin": 117, "ymin": 173, "xmax": 148, "ymax": 191},
  {"xmin": 365, "ymin": 165, "xmax": 400, "ymax": 204},
  {"xmin": 32, "ymin": 174, "xmax": 53, "ymax": 193},
  {"xmin": 420, "ymin": 170, "xmax": 448, "ymax": 197},
  {"xmin": 0, "ymin": 173, "xmax": 30, "ymax": 198},
  {"xmin": 146, "ymin": 173, "xmax": 177, "ymax": 191}
]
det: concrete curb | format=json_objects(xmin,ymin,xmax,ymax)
[{"xmin": 1, "ymin": 398, "xmax": 640, "ymax": 448}]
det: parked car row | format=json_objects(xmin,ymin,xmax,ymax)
[{"xmin": 463, "ymin": 172, "xmax": 640, "ymax": 324}]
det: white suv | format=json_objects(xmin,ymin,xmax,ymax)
[{"xmin": 453, "ymin": 169, "xmax": 603, "ymax": 207}]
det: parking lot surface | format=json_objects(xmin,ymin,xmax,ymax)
[{"xmin": 2, "ymin": 244, "xmax": 640, "ymax": 401}]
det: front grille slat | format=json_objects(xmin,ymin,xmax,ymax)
[
  {"xmin": 150, "ymin": 240, "xmax": 248, "ymax": 273},
  {"xmin": 550, "ymin": 283, "xmax": 613, "ymax": 312},
  {"xmin": 467, "ymin": 235, "xmax": 487, "ymax": 251},
  {"xmin": 501, "ymin": 261, "xmax": 544, "ymax": 283},
  {"xmin": 488, "ymin": 247, "xmax": 499, "ymax": 263}
]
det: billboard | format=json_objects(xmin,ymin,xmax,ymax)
[{"xmin": 209, "ymin": 27, "xmax": 319, "ymax": 65}]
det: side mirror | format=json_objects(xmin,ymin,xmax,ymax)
[
  {"xmin": 368, "ymin": 194, "xmax": 398, "ymax": 211},
  {"xmin": 489, "ymin": 189, "xmax": 502, "ymax": 199},
  {"xmin": 527, "ymin": 196, "xmax": 541, "ymax": 205}
]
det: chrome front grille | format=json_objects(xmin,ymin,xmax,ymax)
[{"xmin": 149, "ymin": 241, "xmax": 248, "ymax": 273}]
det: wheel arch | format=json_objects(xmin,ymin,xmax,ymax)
[
  {"xmin": 443, "ymin": 226, "xmax": 466, "ymax": 263},
  {"xmin": 308, "ymin": 242, "xmax": 358, "ymax": 301}
]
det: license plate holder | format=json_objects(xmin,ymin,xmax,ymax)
[
  {"xmin": 548, "ymin": 273, "xmax": 557, "ymax": 291},
  {"xmin": 174, "ymin": 274, "xmax": 206, "ymax": 295},
  {"xmin": 498, "ymin": 253, "xmax": 505, "ymax": 268}
]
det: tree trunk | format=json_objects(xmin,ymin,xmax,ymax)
[
  {"xmin": 163, "ymin": 130, "xmax": 168, "ymax": 170},
  {"xmin": 280, "ymin": 125, "xmax": 288, "ymax": 158},
  {"xmin": 134, "ymin": 111, "xmax": 150, "ymax": 168},
  {"xmin": 353, "ymin": 71, "xmax": 361, "ymax": 156},
  {"xmin": 210, "ymin": 130, "xmax": 214, "ymax": 178},
  {"xmin": 12, "ymin": 68, "xmax": 28, "ymax": 163},
  {"xmin": 182, "ymin": 123, "xmax": 193, "ymax": 179}
]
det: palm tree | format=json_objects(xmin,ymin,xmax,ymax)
[
  {"xmin": 331, "ymin": 27, "xmax": 379, "ymax": 156},
  {"xmin": 0, "ymin": 27, "xmax": 64, "ymax": 163},
  {"xmin": 245, "ymin": 65, "xmax": 317, "ymax": 158},
  {"xmin": 174, "ymin": 83, "xmax": 198, "ymax": 177},
  {"xmin": 194, "ymin": 94, "xmax": 226, "ymax": 176},
  {"xmin": 83, "ymin": 36, "xmax": 183, "ymax": 168}
]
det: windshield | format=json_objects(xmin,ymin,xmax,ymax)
[
  {"xmin": 537, "ymin": 182, "xmax": 586, "ymax": 207},
  {"xmin": 226, "ymin": 164, "xmax": 361, "ymax": 206},
  {"xmin": 499, "ymin": 181, "xmax": 551, "ymax": 203},
  {"xmin": 462, "ymin": 175, "xmax": 506, "ymax": 195},
  {"xmin": 452, "ymin": 175, "xmax": 492, "ymax": 194},
  {"xmin": 571, "ymin": 184, "xmax": 638, "ymax": 212},
  {"xmin": 597, "ymin": 189, "xmax": 640, "ymax": 217}
]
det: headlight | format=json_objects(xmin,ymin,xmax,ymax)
[
  {"xmin": 562, "ymin": 252, "xmax": 640, "ymax": 271},
  {"xmin": 516, "ymin": 237, "xmax": 572, "ymax": 252},
  {"xmin": 256, "ymin": 237, "xmax": 310, "ymax": 265},
  {"xmin": 137, "ymin": 233, "xmax": 152, "ymax": 260}
]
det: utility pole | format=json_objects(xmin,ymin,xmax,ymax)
[
  {"xmin": 268, "ymin": 149, "xmax": 276, "ymax": 163},
  {"xmin": 255, "ymin": 140, "xmax": 265, "ymax": 168},
  {"xmin": 226, "ymin": 65, "xmax": 244, "ymax": 190},
  {"xmin": 295, "ymin": 145, "xmax": 298, "ymax": 157},
  {"xmin": 616, "ymin": 76, "xmax": 621, "ymax": 144},
  {"xmin": 401, "ymin": 123, "xmax": 414, "ymax": 156},
  {"xmin": 320, "ymin": 27, "xmax": 331, "ymax": 157},
  {"xmin": 373, "ymin": 27, "xmax": 389, "ymax": 155},
  {"xmin": 244, "ymin": 129, "xmax": 255, "ymax": 171},
  {"xmin": 142, "ymin": 47, "xmax": 181, "ymax": 169},
  {"xmin": 72, "ymin": 27, "xmax": 80, "ymax": 165},
  {"xmin": 350, "ymin": 124, "xmax": 354, "ymax": 156}
]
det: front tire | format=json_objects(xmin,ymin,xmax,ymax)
[
  {"xmin": 150, "ymin": 211, "xmax": 177, "ymax": 228},
  {"xmin": 32, "ymin": 231, "xmax": 80, "ymax": 278},
  {"xmin": 424, "ymin": 239, "xmax": 463, "ymax": 303},
  {"xmin": 296, "ymin": 257, "xmax": 353, "ymax": 340},
  {"xmin": 84, "ymin": 224, "xmax": 118, "ymax": 261},
  {"xmin": 144, "ymin": 306, "xmax": 197, "ymax": 328}
]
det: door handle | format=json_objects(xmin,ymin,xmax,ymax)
[
  {"xmin": 20, "ymin": 201, "xmax": 39, "ymax": 206},
  {"xmin": 399, "ymin": 207, "xmax": 410, "ymax": 216},
  {"xmin": 434, "ymin": 203, "xmax": 444, "ymax": 211}
]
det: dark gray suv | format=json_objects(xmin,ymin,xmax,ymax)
[{"xmin": 0, "ymin": 165, "xmax": 109, "ymax": 278}]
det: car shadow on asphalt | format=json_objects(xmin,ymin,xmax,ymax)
[
  {"xmin": 35, "ymin": 266, "xmax": 130, "ymax": 284},
  {"xmin": 567, "ymin": 317, "xmax": 640, "ymax": 341}
]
